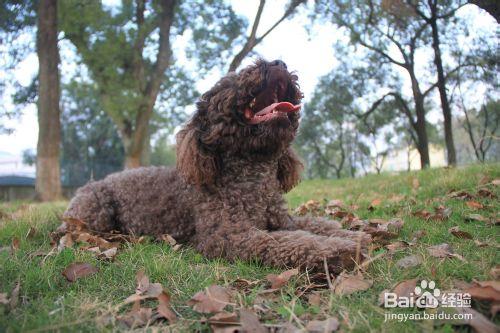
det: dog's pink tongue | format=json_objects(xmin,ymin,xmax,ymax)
[{"xmin": 255, "ymin": 102, "xmax": 301, "ymax": 116}]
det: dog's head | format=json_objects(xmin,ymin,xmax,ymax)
[{"xmin": 176, "ymin": 59, "xmax": 303, "ymax": 191}]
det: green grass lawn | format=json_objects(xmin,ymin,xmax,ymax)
[{"xmin": 0, "ymin": 164, "xmax": 499, "ymax": 332}]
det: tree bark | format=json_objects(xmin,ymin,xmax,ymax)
[
  {"xmin": 123, "ymin": 0, "xmax": 175, "ymax": 168},
  {"xmin": 428, "ymin": 1, "xmax": 457, "ymax": 166},
  {"xmin": 36, "ymin": 0, "xmax": 62, "ymax": 201},
  {"xmin": 408, "ymin": 70, "xmax": 431, "ymax": 168}
]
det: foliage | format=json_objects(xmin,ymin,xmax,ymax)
[{"xmin": 60, "ymin": 81, "xmax": 124, "ymax": 186}]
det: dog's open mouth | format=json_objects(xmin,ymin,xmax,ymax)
[{"xmin": 244, "ymin": 102, "xmax": 301, "ymax": 125}]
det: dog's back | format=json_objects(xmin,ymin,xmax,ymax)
[{"xmin": 64, "ymin": 166, "xmax": 196, "ymax": 241}]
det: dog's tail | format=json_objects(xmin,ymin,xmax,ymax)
[{"xmin": 63, "ymin": 181, "xmax": 116, "ymax": 232}]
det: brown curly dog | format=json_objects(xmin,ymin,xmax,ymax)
[{"xmin": 63, "ymin": 59, "xmax": 371, "ymax": 273}]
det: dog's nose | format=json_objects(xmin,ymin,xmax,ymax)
[{"xmin": 270, "ymin": 60, "xmax": 287, "ymax": 69}]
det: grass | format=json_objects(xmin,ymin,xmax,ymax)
[{"xmin": 0, "ymin": 164, "xmax": 499, "ymax": 332}]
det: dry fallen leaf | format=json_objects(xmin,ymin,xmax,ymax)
[
  {"xmin": 392, "ymin": 279, "xmax": 418, "ymax": 299},
  {"xmin": 465, "ymin": 281, "xmax": 500, "ymax": 302},
  {"xmin": 0, "ymin": 293, "xmax": 8, "ymax": 305},
  {"xmin": 491, "ymin": 179, "xmax": 500, "ymax": 186},
  {"xmin": 452, "ymin": 307, "xmax": 499, "ymax": 333},
  {"xmin": 308, "ymin": 292, "xmax": 322, "ymax": 307},
  {"xmin": 57, "ymin": 233, "xmax": 74, "ymax": 252},
  {"xmin": 118, "ymin": 306, "xmax": 153, "ymax": 328},
  {"xmin": 62, "ymin": 262, "xmax": 99, "ymax": 282},
  {"xmin": 477, "ymin": 188, "xmax": 496, "ymax": 199},
  {"xmin": 368, "ymin": 198, "xmax": 382, "ymax": 211},
  {"xmin": 411, "ymin": 230, "xmax": 427, "ymax": 242},
  {"xmin": 448, "ymin": 226, "xmax": 473, "ymax": 240},
  {"xmin": 448, "ymin": 190, "xmax": 474, "ymax": 200},
  {"xmin": 25, "ymin": 227, "xmax": 36, "ymax": 239},
  {"xmin": 427, "ymin": 243, "xmax": 465, "ymax": 261},
  {"xmin": 158, "ymin": 234, "xmax": 177, "ymax": 246},
  {"xmin": 466, "ymin": 201, "xmax": 484, "ymax": 210},
  {"xmin": 239, "ymin": 308, "xmax": 266, "ymax": 333},
  {"xmin": 266, "ymin": 268, "xmax": 299, "ymax": 289},
  {"xmin": 465, "ymin": 214, "xmax": 489, "ymax": 223},
  {"xmin": 396, "ymin": 255, "xmax": 422, "ymax": 269},
  {"xmin": 97, "ymin": 247, "xmax": 117, "ymax": 261},
  {"xmin": 305, "ymin": 317, "xmax": 340, "ymax": 333},
  {"xmin": 9, "ymin": 282, "xmax": 20, "ymax": 309},
  {"xmin": 188, "ymin": 285, "xmax": 232, "ymax": 314},
  {"xmin": 11, "ymin": 237, "xmax": 20, "ymax": 253},
  {"xmin": 386, "ymin": 241, "xmax": 410, "ymax": 253},
  {"xmin": 334, "ymin": 274, "xmax": 373, "ymax": 295},
  {"xmin": 157, "ymin": 290, "xmax": 177, "ymax": 323}
]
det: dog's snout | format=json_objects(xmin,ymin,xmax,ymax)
[{"xmin": 270, "ymin": 60, "xmax": 287, "ymax": 69}]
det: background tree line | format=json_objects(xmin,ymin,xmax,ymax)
[{"xmin": 0, "ymin": 0, "xmax": 498, "ymax": 200}]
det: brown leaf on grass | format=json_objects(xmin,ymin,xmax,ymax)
[
  {"xmin": 117, "ymin": 306, "xmax": 153, "ymax": 328},
  {"xmin": 157, "ymin": 291, "xmax": 177, "ymax": 323},
  {"xmin": 308, "ymin": 292, "xmax": 322, "ymax": 307},
  {"xmin": 157, "ymin": 234, "xmax": 177, "ymax": 246},
  {"xmin": 239, "ymin": 308, "xmax": 266, "ymax": 333},
  {"xmin": 326, "ymin": 199, "xmax": 345, "ymax": 209},
  {"xmin": 209, "ymin": 311, "xmax": 239, "ymax": 324},
  {"xmin": 334, "ymin": 273, "xmax": 373, "ymax": 295},
  {"xmin": 9, "ymin": 282, "xmax": 19, "ymax": 309},
  {"xmin": 11, "ymin": 237, "xmax": 20, "ymax": 252},
  {"xmin": 465, "ymin": 213, "xmax": 489, "ymax": 223},
  {"xmin": 477, "ymin": 188, "xmax": 496, "ymax": 199},
  {"xmin": 411, "ymin": 230, "xmax": 427, "ymax": 242},
  {"xmin": 448, "ymin": 226, "xmax": 473, "ymax": 240},
  {"xmin": 57, "ymin": 233, "xmax": 74, "ymax": 252},
  {"xmin": 62, "ymin": 262, "xmax": 98, "ymax": 282},
  {"xmin": 266, "ymin": 268, "xmax": 299, "ymax": 289},
  {"xmin": 386, "ymin": 241, "xmax": 410, "ymax": 253},
  {"xmin": 466, "ymin": 201, "xmax": 484, "ymax": 210},
  {"xmin": 131, "ymin": 269, "xmax": 163, "ymax": 300},
  {"xmin": 305, "ymin": 317, "xmax": 340, "ymax": 333},
  {"xmin": 474, "ymin": 239, "xmax": 489, "ymax": 247},
  {"xmin": 413, "ymin": 210, "xmax": 432, "ymax": 219},
  {"xmin": 427, "ymin": 243, "xmax": 465, "ymax": 261},
  {"xmin": 452, "ymin": 307, "xmax": 499, "ymax": 333},
  {"xmin": 97, "ymin": 247, "xmax": 117, "ymax": 261},
  {"xmin": 432, "ymin": 205, "xmax": 452, "ymax": 221},
  {"xmin": 231, "ymin": 278, "xmax": 260, "ymax": 292},
  {"xmin": 0, "ymin": 293, "xmax": 8, "ymax": 305},
  {"xmin": 465, "ymin": 281, "xmax": 500, "ymax": 302},
  {"xmin": 25, "ymin": 227, "xmax": 36, "ymax": 239},
  {"xmin": 448, "ymin": 190, "xmax": 474, "ymax": 200},
  {"xmin": 490, "ymin": 266, "xmax": 500, "ymax": 280},
  {"xmin": 368, "ymin": 198, "xmax": 382, "ymax": 211},
  {"xmin": 491, "ymin": 179, "xmax": 500, "ymax": 186},
  {"xmin": 188, "ymin": 285, "xmax": 232, "ymax": 314},
  {"xmin": 396, "ymin": 255, "xmax": 422, "ymax": 269},
  {"xmin": 392, "ymin": 278, "xmax": 418, "ymax": 298}
]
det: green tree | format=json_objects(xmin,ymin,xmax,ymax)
[{"xmin": 59, "ymin": 0, "xmax": 245, "ymax": 168}]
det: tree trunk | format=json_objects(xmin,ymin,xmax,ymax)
[
  {"xmin": 428, "ymin": 7, "xmax": 457, "ymax": 166},
  {"xmin": 36, "ymin": 0, "xmax": 62, "ymax": 201},
  {"xmin": 409, "ymin": 71, "xmax": 431, "ymax": 169}
]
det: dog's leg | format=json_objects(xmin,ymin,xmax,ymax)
[
  {"xmin": 283, "ymin": 216, "xmax": 372, "ymax": 246},
  {"xmin": 230, "ymin": 229, "xmax": 366, "ymax": 274}
]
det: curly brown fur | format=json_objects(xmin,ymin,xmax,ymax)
[{"xmin": 64, "ymin": 59, "xmax": 371, "ymax": 274}]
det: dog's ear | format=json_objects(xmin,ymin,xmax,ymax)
[
  {"xmin": 176, "ymin": 114, "xmax": 218, "ymax": 187},
  {"xmin": 277, "ymin": 147, "xmax": 303, "ymax": 192}
]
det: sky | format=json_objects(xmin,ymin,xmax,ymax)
[{"xmin": 0, "ymin": 0, "xmax": 496, "ymax": 157}]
